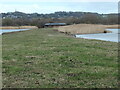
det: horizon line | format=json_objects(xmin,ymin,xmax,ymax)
[{"xmin": 1, "ymin": 11, "xmax": 118, "ymax": 14}]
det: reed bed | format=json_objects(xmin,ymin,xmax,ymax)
[
  {"xmin": 0, "ymin": 26, "xmax": 38, "ymax": 29},
  {"xmin": 58, "ymin": 24, "xmax": 118, "ymax": 34}
]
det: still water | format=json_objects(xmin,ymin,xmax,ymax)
[
  {"xmin": 0, "ymin": 29, "xmax": 119, "ymax": 42},
  {"xmin": 0, "ymin": 29, "xmax": 30, "ymax": 34},
  {"xmin": 76, "ymin": 29, "xmax": 119, "ymax": 42}
]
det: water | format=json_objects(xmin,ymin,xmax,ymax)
[
  {"xmin": 0, "ymin": 28, "xmax": 119, "ymax": 42},
  {"xmin": 75, "ymin": 29, "xmax": 119, "ymax": 42},
  {"xmin": 0, "ymin": 29, "xmax": 30, "ymax": 34}
]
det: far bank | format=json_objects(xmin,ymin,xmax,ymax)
[
  {"xmin": 58, "ymin": 24, "xmax": 119, "ymax": 35},
  {"xmin": 0, "ymin": 24, "xmax": 119, "ymax": 35},
  {"xmin": 0, "ymin": 26, "xmax": 38, "ymax": 29}
]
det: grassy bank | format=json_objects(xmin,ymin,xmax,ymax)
[
  {"xmin": 0, "ymin": 26, "xmax": 38, "ymax": 29},
  {"xmin": 2, "ymin": 28, "xmax": 118, "ymax": 88},
  {"xmin": 58, "ymin": 24, "xmax": 119, "ymax": 34}
]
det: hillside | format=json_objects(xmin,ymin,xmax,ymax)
[
  {"xmin": 1, "ymin": 11, "xmax": 119, "ymax": 26},
  {"xmin": 1, "ymin": 11, "xmax": 118, "ymax": 19}
]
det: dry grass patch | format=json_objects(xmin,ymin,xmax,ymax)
[
  {"xmin": 0, "ymin": 26, "xmax": 38, "ymax": 29},
  {"xmin": 104, "ymin": 25, "xmax": 119, "ymax": 29},
  {"xmin": 58, "ymin": 24, "xmax": 119, "ymax": 34}
]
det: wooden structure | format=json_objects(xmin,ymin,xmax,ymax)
[{"xmin": 44, "ymin": 23, "xmax": 66, "ymax": 27}]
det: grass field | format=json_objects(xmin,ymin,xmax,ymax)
[{"xmin": 2, "ymin": 28, "xmax": 118, "ymax": 88}]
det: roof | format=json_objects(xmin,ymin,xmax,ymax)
[{"xmin": 45, "ymin": 23, "xmax": 66, "ymax": 26}]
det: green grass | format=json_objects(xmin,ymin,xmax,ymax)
[{"xmin": 2, "ymin": 28, "xmax": 118, "ymax": 88}]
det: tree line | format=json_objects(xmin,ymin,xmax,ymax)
[{"xmin": 2, "ymin": 12, "xmax": 118, "ymax": 28}]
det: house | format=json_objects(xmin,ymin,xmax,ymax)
[{"xmin": 44, "ymin": 23, "xmax": 66, "ymax": 27}]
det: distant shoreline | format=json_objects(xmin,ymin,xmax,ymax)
[
  {"xmin": 0, "ymin": 24, "xmax": 119, "ymax": 30},
  {"xmin": 0, "ymin": 24, "xmax": 119, "ymax": 35},
  {"xmin": 0, "ymin": 26, "xmax": 38, "ymax": 29}
]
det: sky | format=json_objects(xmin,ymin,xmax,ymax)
[{"xmin": 0, "ymin": 0, "xmax": 119, "ymax": 14}]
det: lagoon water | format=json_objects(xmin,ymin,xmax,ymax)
[
  {"xmin": 76, "ymin": 29, "xmax": 119, "ymax": 42},
  {"xmin": 0, "ymin": 28, "xmax": 119, "ymax": 42},
  {"xmin": 0, "ymin": 29, "xmax": 30, "ymax": 34}
]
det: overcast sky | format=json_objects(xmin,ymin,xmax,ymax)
[{"xmin": 0, "ymin": 0, "xmax": 119, "ymax": 14}]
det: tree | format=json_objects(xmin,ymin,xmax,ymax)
[
  {"xmin": 80, "ymin": 14, "xmax": 101, "ymax": 24},
  {"xmin": 2, "ymin": 18, "xmax": 14, "ymax": 26}
]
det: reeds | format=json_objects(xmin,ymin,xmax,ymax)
[
  {"xmin": 0, "ymin": 26, "xmax": 38, "ymax": 29},
  {"xmin": 58, "ymin": 24, "xmax": 117, "ymax": 34}
]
